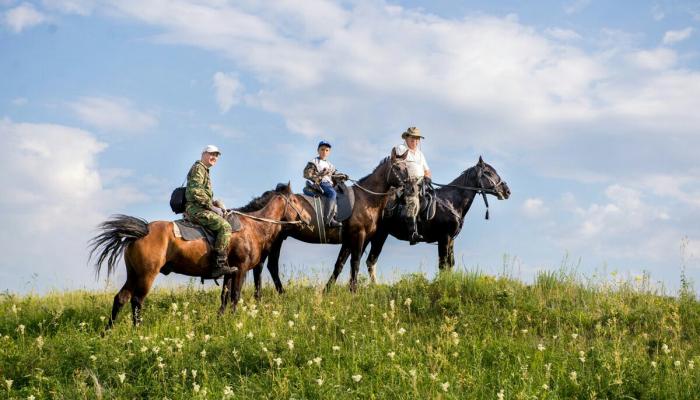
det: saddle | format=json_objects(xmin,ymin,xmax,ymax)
[
  {"xmin": 172, "ymin": 212, "xmax": 242, "ymax": 246},
  {"xmin": 384, "ymin": 180, "xmax": 437, "ymax": 222},
  {"xmin": 300, "ymin": 181, "xmax": 355, "ymax": 243}
]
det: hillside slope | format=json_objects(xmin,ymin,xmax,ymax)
[{"xmin": 1, "ymin": 271, "xmax": 699, "ymax": 399}]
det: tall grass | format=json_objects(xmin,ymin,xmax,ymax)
[{"xmin": 1, "ymin": 271, "xmax": 699, "ymax": 399}]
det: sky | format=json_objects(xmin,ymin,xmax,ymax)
[{"xmin": 1, "ymin": 0, "xmax": 699, "ymax": 295}]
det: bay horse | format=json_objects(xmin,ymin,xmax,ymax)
[
  {"xmin": 244, "ymin": 149, "xmax": 409, "ymax": 296},
  {"xmin": 363, "ymin": 156, "xmax": 511, "ymax": 281},
  {"xmin": 89, "ymin": 183, "xmax": 310, "ymax": 327}
]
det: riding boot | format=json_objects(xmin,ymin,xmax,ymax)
[
  {"xmin": 407, "ymin": 216, "xmax": 423, "ymax": 245},
  {"xmin": 207, "ymin": 250, "xmax": 238, "ymax": 279},
  {"xmin": 324, "ymin": 197, "xmax": 342, "ymax": 228}
]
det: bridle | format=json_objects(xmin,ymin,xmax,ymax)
[
  {"xmin": 431, "ymin": 164, "xmax": 504, "ymax": 220},
  {"xmin": 348, "ymin": 158, "xmax": 408, "ymax": 196},
  {"xmin": 229, "ymin": 192, "xmax": 311, "ymax": 228}
]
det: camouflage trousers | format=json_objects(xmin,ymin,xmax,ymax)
[
  {"xmin": 187, "ymin": 207, "xmax": 231, "ymax": 253},
  {"xmin": 403, "ymin": 177, "xmax": 423, "ymax": 219}
]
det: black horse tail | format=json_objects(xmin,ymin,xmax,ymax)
[{"xmin": 89, "ymin": 214, "xmax": 149, "ymax": 278}]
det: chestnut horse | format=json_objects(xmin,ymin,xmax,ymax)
[
  {"xmin": 364, "ymin": 156, "xmax": 511, "ymax": 281},
  {"xmin": 243, "ymin": 150, "xmax": 409, "ymax": 296},
  {"xmin": 89, "ymin": 183, "xmax": 310, "ymax": 327}
]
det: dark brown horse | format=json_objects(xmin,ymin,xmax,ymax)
[
  {"xmin": 89, "ymin": 183, "xmax": 310, "ymax": 327},
  {"xmin": 364, "ymin": 156, "xmax": 511, "ymax": 281},
  {"xmin": 243, "ymin": 150, "xmax": 409, "ymax": 295}
]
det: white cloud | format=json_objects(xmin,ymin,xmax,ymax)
[
  {"xmin": 627, "ymin": 48, "xmax": 677, "ymax": 70},
  {"xmin": 564, "ymin": 0, "xmax": 591, "ymax": 15},
  {"xmin": 0, "ymin": 117, "xmax": 151, "ymax": 292},
  {"xmin": 41, "ymin": 0, "xmax": 95, "ymax": 16},
  {"xmin": 11, "ymin": 97, "xmax": 28, "ymax": 106},
  {"xmin": 545, "ymin": 27, "xmax": 581, "ymax": 41},
  {"xmin": 209, "ymin": 123, "xmax": 243, "ymax": 139},
  {"xmin": 662, "ymin": 27, "xmax": 693, "ymax": 45},
  {"xmin": 651, "ymin": 5, "xmax": 665, "ymax": 21},
  {"xmin": 68, "ymin": 96, "xmax": 158, "ymax": 133},
  {"xmin": 212, "ymin": 72, "xmax": 243, "ymax": 113},
  {"xmin": 3, "ymin": 2, "xmax": 48, "ymax": 33},
  {"xmin": 521, "ymin": 198, "xmax": 549, "ymax": 218}
]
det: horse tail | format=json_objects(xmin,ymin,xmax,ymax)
[{"xmin": 89, "ymin": 214, "xmax": 150, "ymax": 278}]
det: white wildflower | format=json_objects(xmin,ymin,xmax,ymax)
[
  {"xmin": 193, "ymin": 382, "xmax": 200, "ymax": 393},
  {"xmin": 316, "ymin": 378, "xmax": 324, "ymax": 386},
  {"xmin": 441, "ymin": 381, "xmax": 450, "ymax": 392},
  {"xmin": 17, "ymin": 325, "xmax": 25, "ymax": 335},
  {"xmin": 186, "ymin": 331, "xmax": 195, "ymax": 340},
  {"xmin": 313, "ymin": 357, "xmax": 322, "ymax": 366},
  {"xmin": 246, "ymin": 332, "xmax": 254, "ymax": 339},
  {"xmin": 311, "ymin": 325, "xmax": 316, "ymax": 331},
  {"xmin": 352, "ymin": 374, "xmax": 362, "ymax": 382},
  {"xmin": 191, "ymin": 370, "xmax": 197, "ymax": 379},
  {"xmin": 5, "ymin": 380, "xmax": 13, "ymax": 390},
  {"xmin": 689, "ymin": 360, "xmax": 695, "ymax": 370},
  {"xmin": 397, "ymin": 327, "xmax": 406, "ymax": 336},
  {"xmin": 223, "ymin": 386, "xmax": 233, "ymax": 397},
  {"xmin": 404, "ymin": 298, "xmax": 412, "ymax": 306},
  {"xmin": 542, "ymin": 383, "xmax": 549, "ymax": 390},
  {"xmin": 287, "ymin": 340, "xmax": 294, "ymax": 350},
  {"xmin": 662, "ymin": 343, "xmax": 670, "ymax": 354},
  {"xmin": 409, "ymin": 369, "xmax": 417, "ymax": 377},
  {"xmin": 571, "ymin": 333, "xmax": 578, "ymax": 340},
  {"xmin": 537, "ymin": 343, "xmax": 545, "ymax": 352},
  {"xmin": 287, "ymin": 320, "xmax": 295, "ymax": 328},
  {"xmin": 35, "ymin": 336, "xmax": 44, "ymax": 350},
  {"xmin": 651, "ymin": 361, "xmax": 657, "ymax": 368},
  {"xmin": 569, "ymin": 371, "xmax": 577, "ymax": 382},
  {"xmin": 273, "ymin": 357, "xmax": 282, "ymax": 367},
  {"xmin": 90, "ymin": 355, "xmax": 97, "ymax": 362},
  {"xmin": 674, "ymin": 360, "xmax": 681, "ymax": 368},
  {"xmin": 332, "ymin": 345, "xmax": 340, "ymax": 352},
  {"xmin": 579, "ymin": 351, "xmax": 586, "ymax": 363},
  {"xmin": 204, "ymin": 334, "xmax": 211, "ymax": 342},
  {"xmin": 387, "ymin": 351, "xmax": 395, "ymax": 359},
  {"xmin": 340, "ymin": 329, "xmax": 346, "ymax": 335},
  {"xmin": 497, "ymin": 389, "xmax": 505, "ymax": 400},
  {"xmin": 200, "ymin": 349, "xmax": 207, "ymax": 358},
  {"xmin": 389, "ymin": 300, "xmax": 395, "ymax": 311}
]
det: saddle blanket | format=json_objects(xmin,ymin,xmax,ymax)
[
  {"xmin": 172, "ymin": 213, "xmax": 242, "ymax": 244},
  {"xmin": 300, "ymin": 183, "xmax": 355, "ymax": 244}
]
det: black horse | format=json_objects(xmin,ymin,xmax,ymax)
[{"xmin": 363, "ymin": 156, "xmax": 510, "ymax": 282}]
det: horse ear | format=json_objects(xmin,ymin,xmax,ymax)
[
  {"xmin": 478, "ymin": 155, "xmax": 484, "ymax": 166},
  {"xmin": 285, "ymin": 181, "xmax": 292, "ymax": 194}
]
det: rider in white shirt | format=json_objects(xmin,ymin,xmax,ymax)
[{"xmin": 392, "ymin": 127, "xmax": 431, "ymax": 244}]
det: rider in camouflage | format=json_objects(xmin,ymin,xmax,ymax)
[{"xmin": 185, "ymin": 145, "xmax": 238, "ymax": 278}]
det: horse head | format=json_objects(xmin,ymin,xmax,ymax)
[
  {"xmin": 475, "ymin": 156, "xmax": 510, "ymax": 200},
  {"xmin": 276, "ymin": 182, "xmax": 313, "ymax": 227},
  {"xmin": 387, "ymin": 147, "xmax": 410, "ymax": 188}
]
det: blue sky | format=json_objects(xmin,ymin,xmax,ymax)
[{"xmin": 1, "ymin": 0, "xmax": 699, "ymax": 294}]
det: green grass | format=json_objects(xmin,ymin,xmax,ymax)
[{"xmin": 1, "ymin": 270, "xmax": 699, "ymax": 399}]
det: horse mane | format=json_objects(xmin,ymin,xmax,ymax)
[
  {"xmin": 356, "ymin": 156, "xmax": 390, "ymax": 182},
  {"xmin": 235, "ymin": 189, "xmax": 278, "ymax": 212}
]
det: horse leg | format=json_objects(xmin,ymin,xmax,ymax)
[
  {"xmin": 325, "ymin": 243, "xmax": 351, "ymax": 292},
  {"xmin": 130, "ymin": 271, "xmax": 158, "ymax": 327},
  {"xmin": 107, "ymin": 280, "xmax": 133, "ymax": 329},
  {"xmin": 447, "ymin": 238, "xmax": 455, "ymax": 269},
  {"xmin": 218, "ymin": 275, "xmax": 232, "ymax": 316},
  {"xmin": 438, "ymin": 237, "xmax": 449, "ymax": 271},
  {"xmin": 253, "ymin": 263, "xmax": 263, "ymax": 301},
  {"xmin": 366, "ymin": 229, "xmax": 389, "ymax": 284},
  {"xmin": 230, "ymin": 269, "xmax": 246, "ymax": 314},
  {"xmin": 348, "ymin": 232, "xmax": 366, "ymax": 293},
  {"xmin": 267, "ymin": 238, "xmax": 285, "ymax": 294}
]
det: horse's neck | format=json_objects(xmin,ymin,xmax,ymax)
[
  {"xmin": 357, "ymin": 163, "xmax": 392, "ymax": 205},
  {"xmin": 439, "ymin": 170, "xmax": 478, "ymax": 218},
  {"xmin": 249, "ymin": 198, "xmax": 285, "ymax": 239}
]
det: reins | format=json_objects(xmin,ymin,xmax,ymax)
[
  {"xmin": 430, "ymin": 165, "xmax": 502, "ymax": 220},
  {"xmin": 345, "ymin": 158, "xmax": 407, "ymax": 196},
  {"xmin": 227, "ymin": 193, "xmax": 310, "ymax": 227}
]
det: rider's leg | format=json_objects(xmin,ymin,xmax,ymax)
[{"xmin": 320, "ymin": 182, "xmax": 342, "ymax": 227}]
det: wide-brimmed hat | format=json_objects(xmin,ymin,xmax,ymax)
[
  {"xmin": 202, "ymin": 144, "xmax": 221, "ymax": 155},
  {"xmin": 401, "ymin": 126, "xmax": 424, "ymax": 139}
]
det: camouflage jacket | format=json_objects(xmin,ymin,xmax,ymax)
[{"xmin": 185, "ymin": 161, "xmax": 213, "ymax": 213}]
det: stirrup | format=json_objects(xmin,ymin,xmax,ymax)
[{"xmin": 409, "ymin": 232, "xmax": 423, "ymax": 245}]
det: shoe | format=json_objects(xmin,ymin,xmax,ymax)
[{"xmin": 207, "ymin": 251, "xmax": 238, "ymax": 279}]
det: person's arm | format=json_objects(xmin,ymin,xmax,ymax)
[{"xmin": 303, "ymin": 161, "xmax": 321, "ymax": 183}]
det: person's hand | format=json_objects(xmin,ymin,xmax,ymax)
[
  {"xmin": 213, "ymin": 199, "xmax": 226, "ymax": 210},
  {"xmin": 210, "ymin": 205, "xmax": 224, "ymax": 217},
  {"xmin": 424, "ymin": 176, "xmax": 432, "ymax": 185}
]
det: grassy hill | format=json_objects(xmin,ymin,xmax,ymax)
[{"xmin": 1, "ymin": 271, "xmax": 699, "ymax": 399}]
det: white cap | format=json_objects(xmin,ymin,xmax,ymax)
[{"xmin": 202, "ymin": 144, "xmax": 221, "ymax": 154}]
